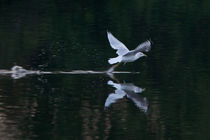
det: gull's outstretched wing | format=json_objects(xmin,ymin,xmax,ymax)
[
  {"xmin": 107, "ymin": 31, "xmax": 129, "ymax": 56},
  {"xmin": 104, "ymin": 89, "xmax": 126, "ymax": 107},
  {"xmin": 126, "ymin": 91, "xmax": 148, "ymax": 113},
  {"xmin": 121, "ymin": 83, "xmax": 144, "ymax": 93},
  {"xmin": 134, "ymin": 40, "xmax": 151, "ymax": 53}
]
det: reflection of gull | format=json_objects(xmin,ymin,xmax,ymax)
[
  {"xmin": 105, "ymin": 80, "xmax": 148, "ymax": 112},
  {"xmin": 107, "ymin": 31, "xmax": 151, "ymax": 66},
  {"xmin": 126, "ymin": 91, "xmax": 148, "ymax": 112},
  {"xmin": 108, "ymin": 80, "xmax": 144, "ymax": 93},
  {"xmin": 105, "ymin": 89, "xmax": 126, "ymax": 107}
]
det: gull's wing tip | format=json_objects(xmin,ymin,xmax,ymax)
[
  {"xmin": 148, "ymin": 38, "xmax": 153, "ymax": 45},
  {"xmin": 143, "ymin": 39, "xmax": 152, "ymax": 47},
  {"xmin": 107, "ymin": 30, "xmax": 111, "ymax": 36}
]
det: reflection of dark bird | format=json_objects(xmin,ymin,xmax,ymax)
[
  {"xmin": 107, "ymin": 31, "xmax": 152, "ymax": 70},
  {"xmin": 105, "ymin": 80, "xmax": 148, "ymax": 112}
]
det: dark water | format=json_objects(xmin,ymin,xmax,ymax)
[{"xmin": 0, "ymin": 0, "xmax": 210, "ymax": 139}]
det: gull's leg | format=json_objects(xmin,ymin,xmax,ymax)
[
  {"xmin": 113, "ymin": 62, "xmax": 121, "ymax": 71},
  {"xmin": 106, "ymin": 72, "xmax": 120, "ymax": 83},
  {"xmin": 107, "ymin": 63, "xmax": 121, "ymax": 73},
  {"xmin": 113, "ymin": 76, "xmax": 120, "ymax": 83},
  {"xmin": 106, "ymin": 63, "xmax": 121, "ymax": 83}
]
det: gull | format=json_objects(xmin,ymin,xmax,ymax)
[{"xmin": 107, "ymin": 31, "xmax": 152, "ymax": 71}]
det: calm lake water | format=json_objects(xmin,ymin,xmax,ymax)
[{"xmin": 0, "ymin": 0, "xmax": 210, "ymax": 139}]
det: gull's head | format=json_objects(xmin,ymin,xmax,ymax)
[
  {"xmin": 134, "ymin": 87, "xmax": 144, "ymax": 93},
  {"xmin": 135, "ymin": 52, "xmax": 146, "ymax": 59}
]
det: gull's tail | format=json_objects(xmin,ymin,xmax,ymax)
[
  {"xmin": 107, "ymin": 80, "xmax": 115, "ymax": 86},
  {"xmin": 107, "ymin": 80, "xmax": 121, "ymax": 89},
  {"xmin": 108, "ymin": 56, "xmax": 122, "ymax": 64}
]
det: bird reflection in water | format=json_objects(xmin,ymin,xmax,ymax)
[{"xmin": 105, "ymin": 80, "xmax": 148, "ymax": 113}]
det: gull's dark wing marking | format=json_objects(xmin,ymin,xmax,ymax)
[{"xmin": 134, "ymin": 40, "xmax": 151, "ymax": 53}]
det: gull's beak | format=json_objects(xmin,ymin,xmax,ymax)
[{"xmin": 144, "ymin": 54, "xmax": 147, "ymax": 57}]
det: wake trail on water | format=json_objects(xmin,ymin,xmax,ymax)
[{"xmin": 0, "ymin": 65, "xmax": 140, "ymax": 79}]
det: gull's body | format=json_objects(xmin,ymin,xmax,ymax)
[{"xmin": 107, "ymin": 31, "xmax": 151, "ymax": 65}]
